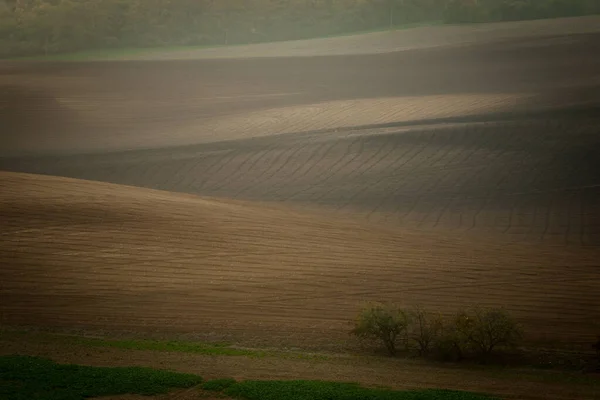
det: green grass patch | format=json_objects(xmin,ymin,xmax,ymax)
[
  {"xmin": 0, "ymin": 329, "xmax": 266, "ymax": 357},
  {"xmin": 485, "ymin": 367, "xmax": 600, "ymax": 387},
  {"xmin": 72, "ymin": 336, "xmax": 330, "ymax": 360},
  {"xmin": 0, "ymin": 329, "xmax": 328, "ymax": 361},
  {"xmin": 202, "ymin": 378, "xmax": 237, "ymax": 391},
  {"xmin": 72, "ymin": 336, "xmax": 268, "ymax": 357},
  {"xmin": 0, "ymin": 357, "xmax": 500, "ymax": 400},
  {"xmin": 224, "ymin": 380, "xmax": 500, "ymax": 400},
  {"xmin": 0, "ymin": 355, "xmax": 202, "ymax": 399}
]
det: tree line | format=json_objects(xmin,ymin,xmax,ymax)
[
  {"xmin": 351, "ymin": 303, "xmax": 523, "ymax": 361},
  {"xmin": 351, "ymin": 303, "xmax": 600, "ymax": 371},
  {"xmin": 1, "ymin": 0, "xmax": 599, "ymax": 58}
]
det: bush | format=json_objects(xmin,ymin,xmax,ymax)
[
  {"xmin": 433, "ymin": 319, "xmax": 468, "ymax": 362},
  {"xmin": 350, "ymin": 302, "xmax": 409, "ymax": 356},
  {"xmin": 406, "ymin": 307, "xmax": 443, "ymax": 356},
  {"xmin": 442, "ymin": 307, "xmax": 523, "ymax": 363}
]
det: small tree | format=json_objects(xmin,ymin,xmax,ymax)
[
  {"xmin": 406, "ymin": 306, "xmax": 443, "ymax": 356},
  {"xmin": 351, "ymin": 303, "xmax": 408, "ymax": 356},
  {"xmin": 454, "ymin": 307, "xmax": 523, "ymax": 362},
  {"xmin": 434, "ymin": 312, "xmax": 469, "ymax": 361}
]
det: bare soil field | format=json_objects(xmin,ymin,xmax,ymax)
[
  {"xmin": 1, "ymin": 171, "xmax": 599, "ymax": 351},
  {"xmin": 2, "ymin": 29, "xmax": 600, "ymax": 155},
  {"xmin": 4, "ymin": 114, "xmax": 599, "ymax": 245},
  {"xmin": 2, "ymin": 29, "xmax": 600, "ymax": 244},
  {"xmin": 1, "ymin": 20, "xmax": 600, "ymax": 394}
]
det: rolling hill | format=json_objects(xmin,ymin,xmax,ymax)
[{"xmin": 2, "ymin": 171, "xmax": 598, "ymax": 350}]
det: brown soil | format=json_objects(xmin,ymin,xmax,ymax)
[
  {"xmin": 2, "ymin": 29, "xmax": 600, "ymax": 244},
  {"xmin": 1, "ymin": 171, "xmax": 599, "ymax": 350},
  {"xmin": 2, "ymin": 29, "xmax": 600, "ymax": 155}
]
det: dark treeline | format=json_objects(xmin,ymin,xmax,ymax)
[{"xmin": 1, "ymin": 0, "xmax": 599, "ymax": 58}]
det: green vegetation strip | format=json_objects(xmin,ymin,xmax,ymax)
[
  {"xmin": 4, "ymin": 0, "xmax": 600, "ymax": 59},
  {"xmin": 0, "ymin": 330, "xmax": 294, "ymax": 358},
  {"xmin": 0, "ymin": 355, "xmax": 202, "ymax": 399},
  {"xmin": 1, "ymin": 356, "xmax": 499, "ymax": 400},
  {"xmin": 223, "ymin": 381, "xmax": 498, "ymax": 400},
  {"xmin": 0, "ymin": 330, "xmax": 330, "ymax": 362},
  {"xmin": 73, "ymin": 336, "xmax": 267, "ymax": 357},
  {"xmin": 202, "ymin": 377, "xmax": 238, "ymax": 391}
]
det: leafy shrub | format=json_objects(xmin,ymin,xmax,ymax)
[
  {"xmin": 466, "ymin": 308, "xmax": 522, "ymax": 361},
  {"xmin": 350, "ymin": 303, "xmax": 409, "ymax": 356},
  {"xmin": 439, "ymin": 307, "xmax": 523, "ymax": 363},
  {"xmin": 433, "ymin": 322, "xmax": 467, "ymax": 362}
]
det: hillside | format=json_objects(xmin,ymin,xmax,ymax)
[{"xmin": 2, "ymin": 171, "xmax": 598, "ymax": 350}]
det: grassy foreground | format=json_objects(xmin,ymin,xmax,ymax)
[
  {"xmin": 0, "ymin": 355, "xmax": 499, "ymax": 400},
  {"xmin": 0, "ymin": 355, "xmax": 202, "ymax": 399},
  {"xmin": 222, "ymin": 380, "xmax": 498, "ymax": 400}
]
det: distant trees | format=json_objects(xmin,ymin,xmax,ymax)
[
  {"xmin": 443, "ymin": 0, "xmax": 600, "ymax": 23},
  {"xmin": 1, "ymin": 0, "xmax": 599, "ymax": 58},
  {"xmin": 351, "ymin": 303, "xmax": 523, "ymax": 362}
]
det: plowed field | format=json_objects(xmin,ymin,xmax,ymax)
[
  {"xmin": 2, "ymin": 171, "xmax": 599, "ymax": 349},
  {"xmin": 1, "ymin": 18, "xmax": 600, "ymax": 353}
]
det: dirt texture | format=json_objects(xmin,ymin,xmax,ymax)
[
  {"xmin": 1, "ymin": 18, "xmax": 600, "ymax": 395},
  {"xmin": 1, "ymin": 171, "xmax": 599, "ymax": 350},
  {"xmin": 2, "ymin": 23, "xmax": 600, "ymax": 244}
]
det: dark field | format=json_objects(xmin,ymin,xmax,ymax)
[{"xmin": 2, "ymin": 32, "xmax": 600, "ymax": 244}]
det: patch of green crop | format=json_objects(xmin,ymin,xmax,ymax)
[
  {"xmin": 202, "ymin": 378, "xmax": 237, "ymax": 391},
  {"xmin": 0, "ymin": 355, "xmax": 202, "ymax": 400},
  {"xmin": 224, "ymin": 380, "xmax": 500, "ymax": 400},
  {"xmin": 1, "ymin": 329, "xmax": 328, "ymax": 360},
  {"xmin": 72, "ymin": 336, "xmax": 267, "ymax": 357},
  {"xmin": 0, "ymin": 356, "xmax": 502, "ymax": 400}
]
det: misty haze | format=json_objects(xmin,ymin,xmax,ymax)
[{"xmin": 1, "ymin": 1, "xmax": 600, "ymax": 399}]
